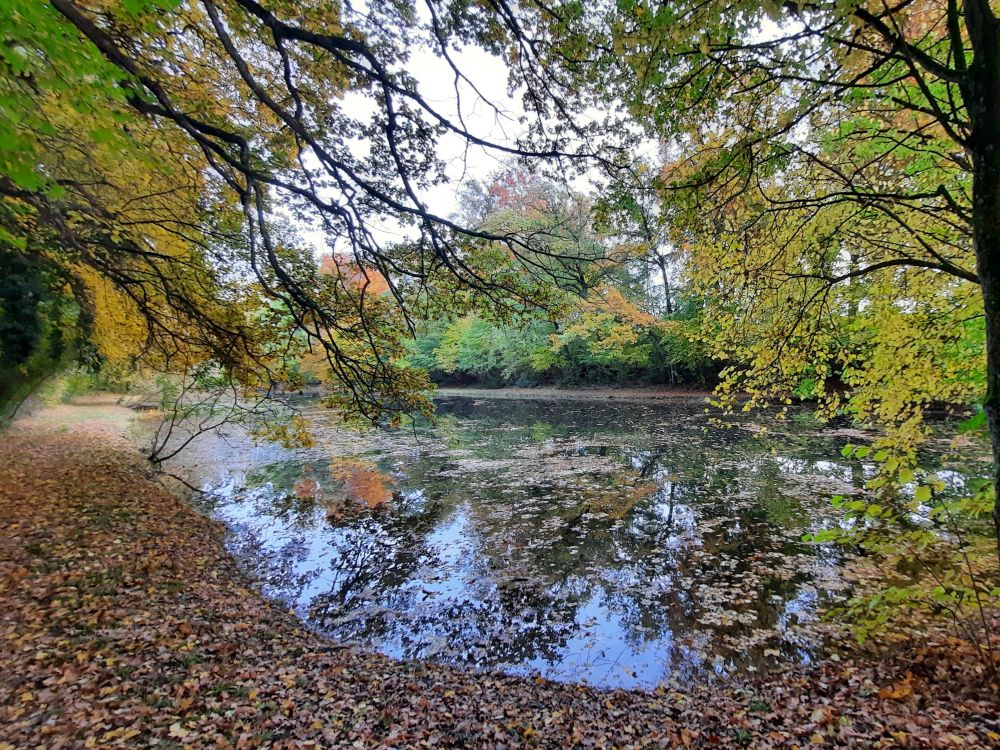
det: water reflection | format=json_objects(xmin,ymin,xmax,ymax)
[{"xmin": 183, "ymin": 396, "xmax": 979, "ymax": 689}]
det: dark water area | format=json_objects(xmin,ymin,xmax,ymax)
[{"xmin": 174, "ymin": 395, "xmax": 985, "ymax": 690}]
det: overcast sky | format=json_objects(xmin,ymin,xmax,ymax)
[
  {"xmin": 292, "ymin": 40, "xmax": 529, "ymax": 255},
  {"xmin": 295, "ymin": 12, "xmax": 661, "ymax": 259}
]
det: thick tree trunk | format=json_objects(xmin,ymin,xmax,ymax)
[
  {"xmin": 974, "ymin": 183, "xmax": 1000, "ymax": 564},
  {"xmin": 966, "ymin": 0, "xmax": 1000, "ymax": 562}
]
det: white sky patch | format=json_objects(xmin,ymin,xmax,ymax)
[
  {"xmin": 291, "ymin": 39, "xmax": 530, "ymax": 257},
  {"xmin": 403, "ymin": 43, "xmax": 526, "ymax": 216},
  {"xmin": 287, "ymin": 8, "xmax": 664, "ymax": 260}
]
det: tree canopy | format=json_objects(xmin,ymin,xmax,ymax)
[
  {"xmin": 0, "ymin": 0, "xmax": 602, "ymax": 422},
  {"xmin": 2, "ymin": 0, "xmax": 999, "ymax": 560},
  {"xmin": 513, "ymin": 0, "xmax": 999, "ymax": 550}
]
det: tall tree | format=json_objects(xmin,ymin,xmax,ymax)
[
  {"xmin": 535, "ymin": 0, "xmax": 1000, "ymax": 554},
  {"xmin": 456, "ymin": 166, "xmax": 618, "ymax": 297}
]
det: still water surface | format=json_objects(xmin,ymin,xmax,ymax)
[{"xmin": 177, "ymin": 395, "xmax": 981, "ymax": 689}]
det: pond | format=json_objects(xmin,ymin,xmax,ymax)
[{"xmin": 169, "ymin": 394, "xmax": 982, "ymax": 690}]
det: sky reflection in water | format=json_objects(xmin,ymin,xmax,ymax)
[{"xmin": 186, "ymin": 396, "xmax": 978, "ymax": 689}]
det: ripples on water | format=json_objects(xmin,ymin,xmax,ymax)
[{"xmin": 176, "ymin": 395, "xmax": 982, "ymax": 689}]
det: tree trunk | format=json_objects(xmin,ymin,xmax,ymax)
[
  {"xmin": 967, "ymin": 0, "xmax": 1000, "ymax": 562},
  {"xmin": 973, "ymin": 164, "xmax": 1000, "ymax": 564},
  {"xmin": 656, "ymin": 256, "xmax": 673, "ymax": 315}
]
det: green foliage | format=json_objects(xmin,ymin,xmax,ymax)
[
  {"xmin": 35, "ymin": 369, "xmax": 124, "ymax": 406},
  {"xmin": 406, "ymin": 166, "xmax": 713, "ymax": 388},
  {"xmin": 805, "ymin": 439, "xmax": 998, "ymax": 649},
  {"xmin": 408, "ymin": 315, "xmax": 556, "ymax": 386},
  {"xmin": 0, "ymin": 247, "xmax": 81, "ymax": 416},
  {"xmin": 408, "ymin": 300, "xmax": 712, "ymax": 387}
]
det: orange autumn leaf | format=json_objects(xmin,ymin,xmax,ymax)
[{"xmin": 878, "ymin": 674, "xmax": 914, "ymax": 700}]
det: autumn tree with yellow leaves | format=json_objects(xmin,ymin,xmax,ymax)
[
  {"xmin": 0, "ymin": 0, "xmax": 602, "ymax": 424},
  {"xmin": 522, "ymin": 0, "xmax": 1000, "ymax": 566}
]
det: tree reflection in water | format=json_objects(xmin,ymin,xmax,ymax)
[{"xmin": 195, "ymin": 396, "xmax": 984, "ymax": 689}]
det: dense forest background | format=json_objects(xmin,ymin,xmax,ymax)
[{"xmin": 378, "ymin": 167, "xmax": 714, "ymax": 389}]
